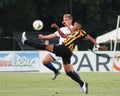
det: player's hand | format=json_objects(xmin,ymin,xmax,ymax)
[
  {"xmin": 62, "ymin": 21, "xmax": 69, "ymax": 27},
  {"xmin": 38, "ymin": 34, "xmax": 44, "ymax": 39},
  {"xmin": 51, "ymin": 23, "xmax": 58, "ymax": 28},
  {"xmin": 98, "ymin": 46, "xmax": 108, "ymax": 51}
]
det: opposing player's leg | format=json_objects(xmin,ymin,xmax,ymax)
[
  {"xmin": 22, "ymin": 32, "xmax": 60, "ymax": 80},
  {"xmin": 42, "ymin": 54, "xmax": 60, "ymax": 80},
  {"xmin": 22, "ymin": 32, "xmax": 53, "ymax": 51}
]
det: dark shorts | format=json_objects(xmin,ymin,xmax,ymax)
[{"xmin": 53, "ymin": 44, "xmax": 72, "ymax": 64}]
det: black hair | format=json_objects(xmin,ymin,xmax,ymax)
[{"xmin": 75, "ymin": 20, "xmax": 83, "ymax": 29}]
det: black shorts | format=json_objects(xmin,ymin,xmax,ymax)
[{"xmin": 53, "ymin": 44, "xmax": 72, "ymax": 64}]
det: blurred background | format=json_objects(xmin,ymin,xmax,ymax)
[{"xmin": 0, "ymin": 0, "xmax": 120, "ymax": 50}]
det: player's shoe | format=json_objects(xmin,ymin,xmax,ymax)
[
  {"xmin": 81, "ymin": 82, "xmax": 88, "ymax": 94},
  {"xmin": 22, "ymin": 32, "xmax": 27, "ymax": 45},
  {"xmin": 52, "ymin": 72, "xmax": 61, "ymax": 80}
]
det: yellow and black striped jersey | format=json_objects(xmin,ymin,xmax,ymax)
[{"xmin": 63, "ymin": 30, "xmax": 87, "ymax": 51}]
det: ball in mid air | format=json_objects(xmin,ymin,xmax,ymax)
[{"xmin": 32, "ymin": 20, "xmax": 43, "ymax": 30}]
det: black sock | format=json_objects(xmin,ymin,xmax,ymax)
[
  {"xmin": 25, "ymin": 40, "xmax": 46, "ymax": 50},
  {"xmin": 44, "ymin": 63, "xmax": 58, "ymax": 74},
  {"xmin": 66, "ymin": 71, "xmax": 84, "ymax": 87}
]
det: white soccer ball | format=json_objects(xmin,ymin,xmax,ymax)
[{"xmin": 32, "ymin": 20, "xmax": 43, "ymax": 30}]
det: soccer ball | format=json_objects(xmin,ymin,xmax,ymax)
[{"xmin": 32, "ymin": 20, "xmax": 43, "ymax": 30}]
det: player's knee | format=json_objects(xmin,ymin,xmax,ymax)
[
  {"xmin": 42, "ymin": 55, "xmax": 54, "ymax": 65},
  {"xmin": 42, "ymin": 59, "xmax": 48, "ymax": 65},
  {"xmin": 42, "ymin": 59, "xmax": 52, "ymax": 65}
]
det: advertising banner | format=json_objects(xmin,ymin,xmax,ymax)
[
  {"xmin": 0, "ymin": 51, "xmax": 40, "ymax": 72},
  {"xmin": 112, "ymin": 52, "xmax": 120, "ymax": 72},
  {"xmin": 39, "ymin": 51, "xmax": 120, "ymax": 72},
  {"xmin": 0, "ymin": 51, "xmax": 120, "ymax": 72}
]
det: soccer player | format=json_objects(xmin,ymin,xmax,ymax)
[
  {"xmin": 38, "ymin": 14, "xmax": 73, "ymax": 80},
  {"xmin": 21, "ymin": 20, "xmax": 105, "ymax": 94}
]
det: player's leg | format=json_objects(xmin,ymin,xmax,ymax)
[
  {"xmin": 22, "ymin": 32, "xmax": 60, "ymax": 79},
  {"xmin": 50, "ymin": 44, "xmax": 86, "ymax": 89},
  {"xmin": 62, "ymin": 57, "xmax": 88, "ymax": 94},
  {"xmin": 64, "ymin": 64, "xmax": 88, "ymax": 94},
  {"xmin": 22, "ymin": 32, "xmax": 54, "ymax": 51},
  {"xmin": 64, "ymin": 64, "xmax": 84, "ymax": 87},
  {"xmin": 42, "ymin": 54, "xmax": 60, "ymax": 80}
]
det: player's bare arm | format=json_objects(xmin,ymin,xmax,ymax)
[
  {"xmin": 85, "ymin": 35, "xmax": 98, "ymax": 45},
  {"xmin": 51, "ymin": 23, "xmax": 68, "ymax": 38},
  {"xmin": 38, "ymin": 33, "xmax": 57, "ymax": 39},
  {"xmin": 85, "ymin": 34, "xmax": 107, "ymax": 50}
]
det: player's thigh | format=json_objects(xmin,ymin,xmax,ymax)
[{"xmin": 42, "ymin": 54, "xmax": 54, "ymax": 64}]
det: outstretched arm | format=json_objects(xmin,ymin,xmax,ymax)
[
  {"xmin": 38, "ymin": 33, "xmax": 57, "ymax": 39},
  {"xmin": 86, "ymin": 35, "xmax": 98, "ymax": 47},
  {"xmin": 85, "ymin": 34, "xmax": 107, "ymax": 50}
]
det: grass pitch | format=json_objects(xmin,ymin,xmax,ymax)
[{"xmin": 0, "ymin": 72, "xmax": 120, "ymax": 96}]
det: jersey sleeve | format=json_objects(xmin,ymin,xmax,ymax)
[
  {"xmin": 54, "ymin": 30, "xmax": 60, "ymax": 37},
  {"xmin": 82, "ymin": 30, "xmax": 87, "ymax": 37}
]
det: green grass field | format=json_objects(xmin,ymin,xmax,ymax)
[{"xmin": 0, "ymin": 72, "xmax": 120, "ymax": 96}]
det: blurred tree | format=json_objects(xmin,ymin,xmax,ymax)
[
  {"xmin": 0, "ymin": 0, "xmax": 16, "ymax": 8},
  {"xmin": 0, "ymin": 0, "xmax": 38, "ymax": 36},
  {"xmin": 0, "ymin": 0, "xmax": 120, "ymax": 50},
  {"xmin": 34, "ymin": 0, "xmax": 71, "ymax": 32},
  {"xmin": 71, "ymin": 0, "xmax": 120, "ymax": 38},
  {"xmin": 0, "ymin": 0, "xmax": 17, "ymax": 35},
  {"xmin": 0, "ymin": 0, "xmax": 119, "ymax": 37}
]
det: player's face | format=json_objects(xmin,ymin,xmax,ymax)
[
  {"xmin": 72, "ymin": 22, "xmax": 81, "ymax": 31},
  {"xmin": 63, "ymin": 17, "xmax": 72, "ymax": 26}
]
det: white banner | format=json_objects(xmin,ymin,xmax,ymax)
[
  {"xmin": 0, "ymin": 51, "xmax": 40, "ymax": 72},
  {"xmin": 0, "ymin": 51, "xmax": 120, "ymax": 72},
  {"xmin": 39, "ymin": 51, "xmax": 120, "ymax": 72}
]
